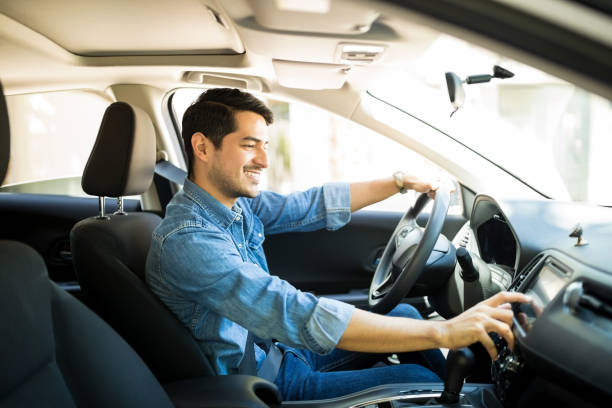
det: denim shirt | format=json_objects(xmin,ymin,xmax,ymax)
[{"xmin": 145, "ymin": 179, "xmax": 355, "ymax": 375}]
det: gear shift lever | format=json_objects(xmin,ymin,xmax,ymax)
[{"xmin": 437, "ymin": 347, "xmax": 475, "ymax": 404}]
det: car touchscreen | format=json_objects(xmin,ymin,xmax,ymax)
[{"xmin": 513, "ymin": 264, "xmax": 569, "ymax": 336}]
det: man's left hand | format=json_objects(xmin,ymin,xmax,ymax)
[{"xmin": 402, "ymin": 174, "xmax": 438, "ymax": 199}]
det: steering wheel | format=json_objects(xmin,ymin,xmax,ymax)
[{"xmin": 368, "ymin": 183, "xmax": 451, "ymax": 314}]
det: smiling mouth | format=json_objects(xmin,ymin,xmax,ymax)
[{"xmin": 244, "ymin": 168, "xmax": 262, "ymax": 183}]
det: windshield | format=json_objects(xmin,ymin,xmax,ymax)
[{"xmin": 369, "ymin": 34, "xmax": 612, "ymax": 206}]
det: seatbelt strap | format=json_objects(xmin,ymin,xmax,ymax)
[
  {"xmin": 257, "ymin": 342, "xmax": 283, "ymax": 382},
  {"xmin": 154, "ymin": 160, "xmax": 187, "ymax": 185},
  {"xmin": 239, "ymin": 333, "xmax": 284, "ymax": 382},
  {"xmin": 239, "ymin": 331, "xmax": 257, "ymax": 376}
]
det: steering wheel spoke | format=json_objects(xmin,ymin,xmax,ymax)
[
  {"xmin": 368, "ymin": 185, "xmax": 451, "ymax": 314},
  {"xmin": 371, "ymin": 268, "xmax": 398, "ymax": 299}
]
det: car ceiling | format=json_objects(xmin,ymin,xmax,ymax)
[
  {"xmin": 0, "ymin": 0, "xmax": 244, "ymax": 56},
  {"xmin": 0, "ymin": 0, "xmax": 610, "ymax": 104},
  {"xmin": 0, "ymin": 0, "xmax": 610, "ymax": 204}
]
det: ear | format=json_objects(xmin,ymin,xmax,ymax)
[{"xmin": 191, "ymin": 132, "xmax": 212, "ymax": 163}]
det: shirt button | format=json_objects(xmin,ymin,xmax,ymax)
[
  {"xmin": 237, "ymin": 243, "xmax": 243, "ymax": 248},
  {"xmin": 258, "ymin": 233, "xmax": 262, "ymax": 237},
  {"xmin": 235, "ymin": 215, "xmax": 242, "ymax": 221}
]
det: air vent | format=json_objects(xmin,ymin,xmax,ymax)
[
  {"xmin": 511, "ymin": 254, "xmax": 544, "ymax": 290},
  {"xmin": 581, "ymin": 283, "xmax": 612, "ymax": 319},
  {"xmin": 565, "ymin": 281, "xmax": 612, "ymax": 320}
]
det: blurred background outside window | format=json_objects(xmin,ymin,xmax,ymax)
[
  {"xmin": 172, "ymin": 88, "xmax": 459, "ymax": 212},
  {"xmin": 1, "ymin": 91, "xmax": 109, "ymax": 196}
]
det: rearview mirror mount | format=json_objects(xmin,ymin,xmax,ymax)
[
  {"xmin": 445, "ymin": 72, "xmax": 464, "ymax": 117},
  {"xmin": 445, "ymin": 65, "xmax": 514, "ymax": 117}
]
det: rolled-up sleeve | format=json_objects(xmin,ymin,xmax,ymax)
[
  {"xmin": 301, "ymin": 297, "xmax": 354, "ymax": 354},
  {"xmin": 249, "ymin": 182, "xmax": 351, "ymax": 235},
  {"xmin": 159, "ymin": 225, "xmax": 354, "ymax": 354}
]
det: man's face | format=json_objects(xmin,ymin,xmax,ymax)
[{"xmin": 207, "ymin": 110, "xmax": 269, "ymax": 202}]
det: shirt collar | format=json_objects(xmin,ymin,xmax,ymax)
[{"xmin": 183, "ymin": 178, "xmax": 242, "ymax": 229}]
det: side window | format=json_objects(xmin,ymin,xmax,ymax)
[
  {"xmin": 171, "ymin": 88, "xmax": 460, "ymax": 212},
  {"xmin": 1, "ymin": 91, "xmax": 110, "ymax": 196}
]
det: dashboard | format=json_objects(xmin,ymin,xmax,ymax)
[{"xmin": 456, "ymin": 195, "xmax": 612, "ymax": 407}]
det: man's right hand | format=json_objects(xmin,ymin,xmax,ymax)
[{"xmin": 438, "ymin": 291, "xmax": 531, "ymax": 360}]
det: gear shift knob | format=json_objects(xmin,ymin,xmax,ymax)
[{"xmin": 438, "ymin": 347, "xmax": 475, "ymax": 404}]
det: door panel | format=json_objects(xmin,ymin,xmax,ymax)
[
  {"xmin": 0, "ymin": 193, "xmax": 140, "ymax": 289},
  {"xmin": 264, "ymin": 210, "xmax": 467, "ymax": 298}
]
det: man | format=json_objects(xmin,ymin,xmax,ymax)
[{"xmin": 146, "ymin": 88, "xmax": 529, "ymax": 401}]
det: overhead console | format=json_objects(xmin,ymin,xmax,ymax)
[{"xmin": 218, "ymin": 0, "xmax": 439, "ymax": 90}]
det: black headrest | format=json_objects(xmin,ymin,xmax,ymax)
[
  {"xmin": 82, "ymin": 102, "xmax": 156, "ymax": 197},
  {"xmin": 0, "ymin": 82, "xmax": 10, "ymax": 186}
]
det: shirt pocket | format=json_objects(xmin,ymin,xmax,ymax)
[{"xmin": 247, "ymin": 217, "xmax": 265, "ymax": 250}]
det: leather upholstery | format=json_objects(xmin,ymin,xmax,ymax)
[{"xmin": 81, "ymin": 102, "xmax": 155, "ymax": 197}]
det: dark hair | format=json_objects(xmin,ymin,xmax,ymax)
[{"xmin": 181, "ymin": 88, "xmax": 273, "ymax": 176}]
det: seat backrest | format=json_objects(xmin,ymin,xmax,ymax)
[
  {"xmin": 0, "ymin": 240, "xmax": 174, "ymax": 408},
  {"xmin": 70, "ymin": 102, "xmax": 214, "ymax": 383}
]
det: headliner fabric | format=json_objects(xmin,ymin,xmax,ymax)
[
  {"xmin": 0, "ymin": 240, "xmax": 173, "ymax": 407},
  {"xmin": 81, "ymin": 102, "xmax": 155, "ymax": 197},
  {"xmin": 0, "ymin": 82, "xmax": 10, "ymax": 186}
]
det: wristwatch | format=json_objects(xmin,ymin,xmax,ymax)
[{"xmin": 393, "ymin": 171, "xmax": 408, "ymax": 194}]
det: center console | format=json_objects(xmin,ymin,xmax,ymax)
[
  {"xmin": 282, "ymin": 382, "xmax": 500, "ymax": 408},
  {"xmin": 490, "ymin": 250, "xmax": 611, "ymax": 408},
  {"xmin": 491, "ymin": 254, "xmax": 570, "ymax": 406},
  {"xmin": 283, "ymin": 348, "xmax": 501, "ymax": 408}
]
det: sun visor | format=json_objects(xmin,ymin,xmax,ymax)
[{"xmin": 273, "ymin": 59, "xmax": 350, "ymax": 90}]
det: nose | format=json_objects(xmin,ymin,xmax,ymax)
[{"xmin": 254, "ymin": 145, "xmax": 268, "ymax": 169}]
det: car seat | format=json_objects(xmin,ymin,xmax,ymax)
[
  {"xmin": 69, "ymin": 101, "xmax": 216, "ymax": 382},
  {"xmin": 0, "ymin": 240, "xmax": 176, "ymax": 408},
  {"xmin": 0, "ymin": 92, "xmax": 279, "ymax": 407}
]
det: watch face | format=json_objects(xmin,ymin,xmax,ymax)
[{"xmin": 393, "ymin": 171, "xmax": 405, "ymax": 192}]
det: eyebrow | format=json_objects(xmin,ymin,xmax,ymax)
[{"xmin": 241, "ymin": 136, "xmax": 268, "ymax": 144}]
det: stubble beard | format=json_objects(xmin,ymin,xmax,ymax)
[{"xmin": 209, "ymin": 161, "xmax": 258, "ymax": 200}]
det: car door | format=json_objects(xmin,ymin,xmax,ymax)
[
  {"xmin": 0, "ymin": 90, "xmax": 138, "ymax": 300},
  {"xmin": 264, "ymin": 208, "xmax": 467, "ymax": 307},
  {"xmin": 0, "ymin": 191, "xmax": 142, "ymax": 296}
]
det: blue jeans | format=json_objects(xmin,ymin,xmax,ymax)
[{"xmin": 273, "ymin": 304, "xmax": 446, "ymax": 401}]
